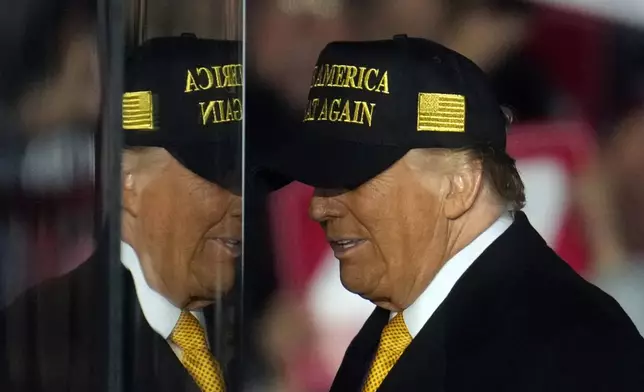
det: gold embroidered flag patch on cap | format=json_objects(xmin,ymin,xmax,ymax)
[
  {"xmin": 123, "ymin": 91, "xmax": 155, "ymax": 130},
  {"xmin": 417, "ymin": 93, "xmax": 465, "ymax": 132}
]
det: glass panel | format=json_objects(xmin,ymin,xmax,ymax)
[
  {"xmin": 0, "ymin": 0, "xmax": 113, "ymax": 390},
  {"xmin": 118, "ymin": 1, "xmax": 243, "ymax": 391},
  {"xmin": 1, "ymin": 0, "xmax": 244, "ymax": 391},
  {"xmin": 245, "ymin": 2, "xmax": 346, "ymax": 391}
]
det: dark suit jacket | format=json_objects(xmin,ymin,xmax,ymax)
[
  {"xmin": 0, "ymin": 247, "xmax": 234, "ymax": 392},
  {"xmin": 330, "ymin": 212, "xmax": 644, "ymax": 392}
]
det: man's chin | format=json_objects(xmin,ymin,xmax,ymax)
[
  {"xmin": 184, "ymin": 298, "xmax": 215, "ymax": 310},
  {"xmin": 340, "ymin": 275, "xmax": 370, "ymax": 298},
  {"xmin": 190, "ymin": 258, "xmax": 237, "ymax": 302},
  {"xmin": 184, "ymin": 280, "xmax": 235, "ymax": 309}
]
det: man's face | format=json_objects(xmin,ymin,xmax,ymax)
[
  {"xmin": 122, "ymin": 149, "xmax": 241, "ymax": 309},
  {"xmin": 308, "ymin": 151, "xmax": 451, "ymax": 310}
]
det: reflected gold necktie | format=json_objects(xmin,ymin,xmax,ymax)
[
  {"xmin": 362, "ymin": 313, "xmax": 412, "ymax": 392},
  {"xmin": 171, "ymin": 311, "xmax": 226, "ymax": 392}
]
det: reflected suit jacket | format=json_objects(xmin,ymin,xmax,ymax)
[
  {"xmin": 330, "ymin": 212, "xmax": 644, "ymax": 392},
  {"xmin": 0, "ymin": 242, "xmax": 234, "ymax": 392}
]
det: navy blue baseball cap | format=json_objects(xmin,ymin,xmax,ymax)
[
  {"xmin": 265, "ymin": 35, "xmax": 507, "ymax": 190},
  {"xmin": 122, "ymin": 35, "xmax": 242, "ymax": 190}
]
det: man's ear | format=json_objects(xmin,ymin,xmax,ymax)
[
  {"xmin": 443, "ymin": 159, "xmax": 484, "ymax": 220},
  {"xmin": 122, "ymin": 151, "xmax": 141, "ymax": 219},
  {"xmin": 122, "ymin": 171, "xmax": 139, "ymax": 218}
]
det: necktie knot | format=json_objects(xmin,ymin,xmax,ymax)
[
  {"xmin": 171, "ymin": 310, "xmax": 209, "ymax": 351},
  {"xmin": 379, "ymin": 313, "xmax": 412, "ymax": 353}
]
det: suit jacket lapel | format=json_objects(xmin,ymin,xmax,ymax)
[
  {"xmin": 204, "ymin": 301, "xmax": 238, "ymax": 391},
  {"xmin": 204, "ymin": 303, "xmax": 220, "ymax": 355}
]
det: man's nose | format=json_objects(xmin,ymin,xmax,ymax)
[{"xmin": 309, "ymin": 188, "xmax": 343, "ymax": 223}]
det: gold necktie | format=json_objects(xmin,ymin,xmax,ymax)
[
  {"xmin": 171, "ymin": 311, "xmax": 226, "ymax": 392},
  {"xmin": 362, "ymin": 313, "xmax": 412, "ymax": 392}
]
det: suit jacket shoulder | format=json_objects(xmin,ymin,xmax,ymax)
[
  {"xmin": 0, "ymin": 252, "xmax": 109, "ymax": 392},
  {"xmin": 0, "ymin": 248, "xmax": 233, "ymax": 392},
  {"xmin": 446, "ymin": 225, "xmax": 644, "ymax": 391}
]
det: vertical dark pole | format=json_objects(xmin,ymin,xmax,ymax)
[
  {"xmin": 126, "ymin": 0, "xmax": 140, "ymax": 51},
  {"xmin": 97, "ymin": 0, "xmax": 125, "ymax": 391},
  {"xmin": 137, "ymin": 0, "xmax": 147, "ymax": 44},
  {"xmin": 238, "ymin": 0, "xmax": 247, "ymax": 389}
]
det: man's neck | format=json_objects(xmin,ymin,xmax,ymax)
[
  {"xmin": 386, "ymin": 206, "xmax": 506, "ymax": 311},
  {"xmin": 444, "ymin": 206, "xmax": 505, "ymax": 264},
  {"xmin": 396, "ymin": 212, "xmax": 514, "ymax": 337}
]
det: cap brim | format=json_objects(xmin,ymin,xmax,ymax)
[
  {"xmin": 265, "ymin": 135, "xmax": 408, "ymax": 189},
  {"xmin": 167, "ymin": 141, "xmax": 241, "ymax": 193},
  {"xmin": 124, "ymin": 130, "xmax": 241, "ymax": 192}
]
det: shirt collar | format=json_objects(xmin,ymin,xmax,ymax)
[
  {"xmin": 395, "ymin": 213, "xmax": 513, "ymax": 338},
  {"xmin": 120, "ymin": 241, "xmax": 206, "ymax": 340}
]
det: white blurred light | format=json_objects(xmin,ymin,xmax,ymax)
[{"xmin": 517, "ymin": 157, "xmax": 569, "ymax": 246}]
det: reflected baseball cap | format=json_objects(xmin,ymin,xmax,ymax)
[
  {"xmin": 265, "ymin": 35, "xmax": 507, "ymax": 189},
  {"xmin": 122, "ymin": 35, "xmax": 242, "ymax": 190}
]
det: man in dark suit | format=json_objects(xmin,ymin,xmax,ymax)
[
  {"xmin": 1, "ymin": 36, "xmax": 242, "ymax": 392},
  {"xmin": 262, "ymin": 35, "xmax": 644, "ymax": 391}
]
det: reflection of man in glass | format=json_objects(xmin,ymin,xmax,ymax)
[
  {"xmin": 1, "ymin": 36, "xmax": 241, "ymax": 392},
  {"xmin": 120, "ymin": 36, "xmax": 242, "ymax": 391}
]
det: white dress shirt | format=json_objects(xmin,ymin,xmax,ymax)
[
  {"xmin": 394, "ymin": 214, "xmax": 514, "ymax": 338},
  {"xmin": 121, "ymin": 241, "xmax": 208, "ymax": 356}
]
